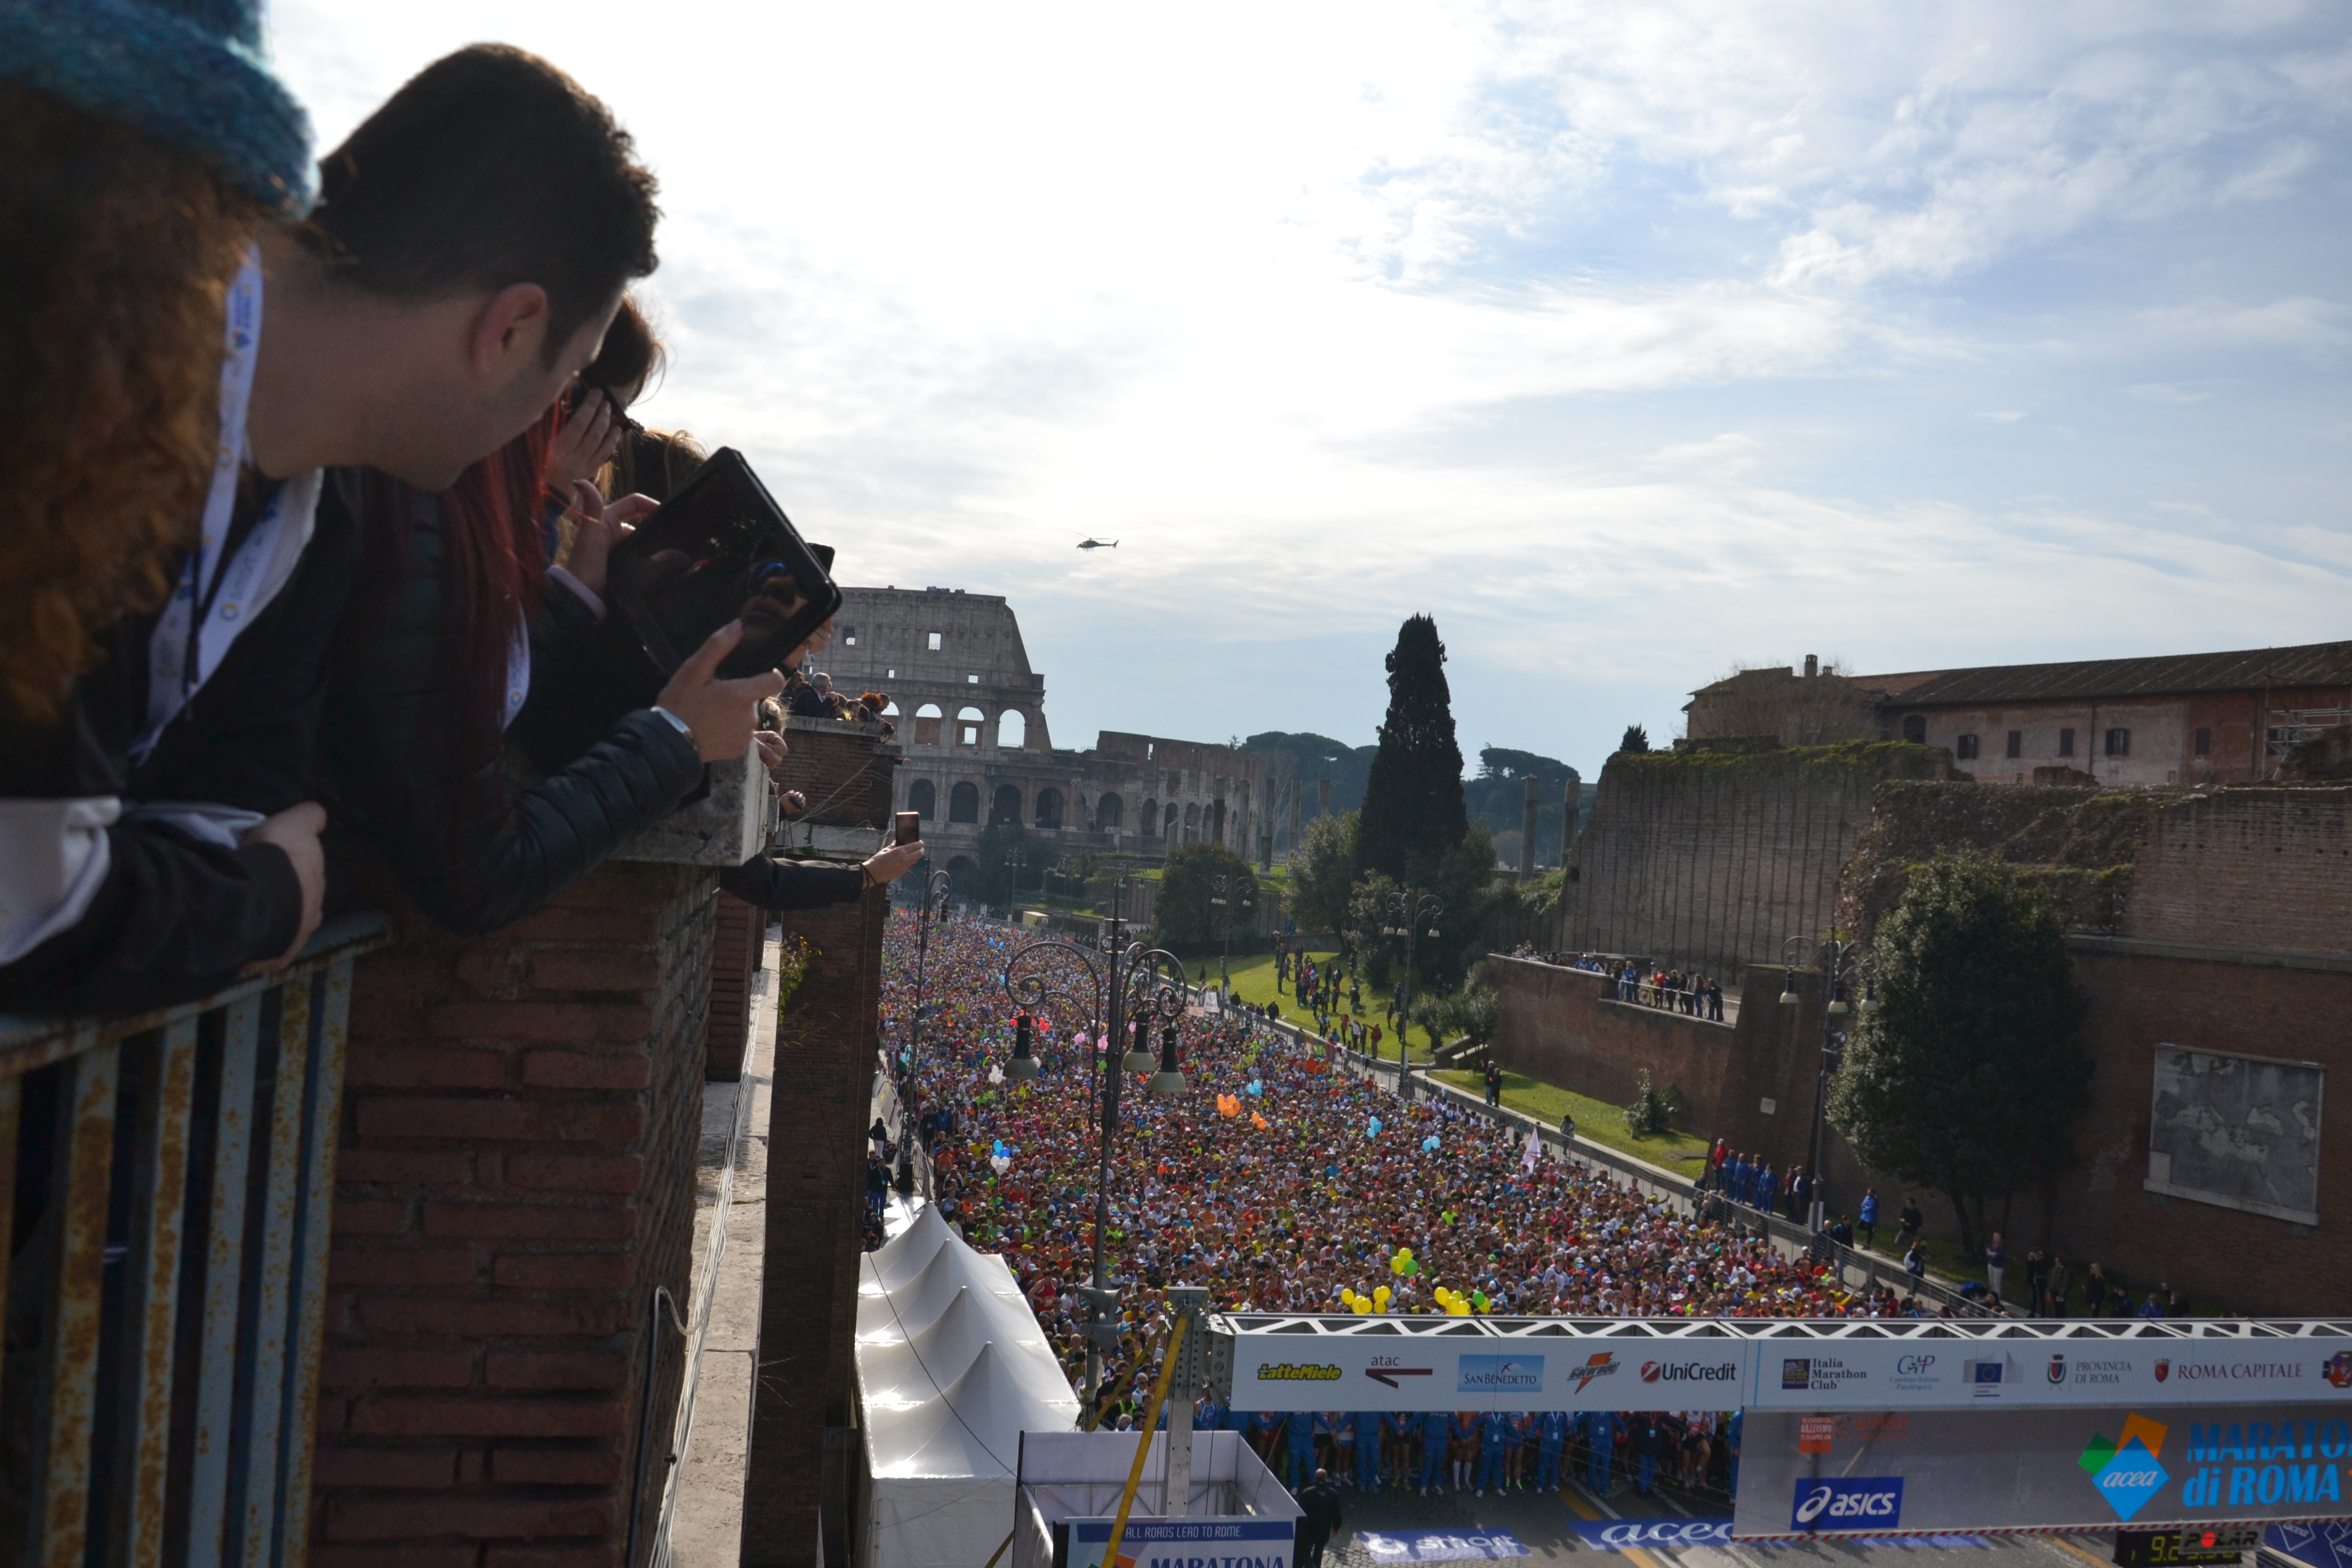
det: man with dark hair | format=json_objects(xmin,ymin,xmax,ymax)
[{"xmin": 0, "ymin": 44, "xmax": 664, "ymax": 1013}]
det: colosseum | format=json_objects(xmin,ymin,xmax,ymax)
[{"xmin": 813, "ymin": 586, "xmax": 1267, "ymax": 884}]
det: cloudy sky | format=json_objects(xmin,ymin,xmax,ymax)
[{"xmin": 275, "ymin": 1, "xmax": 2351, "ymax": 777}]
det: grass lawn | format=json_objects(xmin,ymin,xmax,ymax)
[
  {"xmin": 1431, "ymin": 1068, "xmax": 1710, "ymax": 1179},
  {"xmin": 1206, "ymin": 951, "xmax": 1440, "ymax": 1062}
]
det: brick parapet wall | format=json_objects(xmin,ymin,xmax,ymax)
[{"xmin": 316, "ymin": 862, "xmax": 716, "ymax": 1568}]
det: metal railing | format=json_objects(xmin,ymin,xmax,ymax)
[{"xmin": 0, "ymin": 913, "xmax": 389, "ymax": 1567}]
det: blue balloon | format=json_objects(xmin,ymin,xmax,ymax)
[
  {"xmin": 1423, "ymin": 1134, "xmax": 1440, "ymax": 1152},
  {"xmin": 1246, "ymin": 1079, "xmax": 1263, "ymax": 1096},
  {"xmin": 1366, "ymin": 1116, "xmax": 1383, "ymax": 1137}
]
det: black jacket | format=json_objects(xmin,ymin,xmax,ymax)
[
  {"xmin": 0, "ymin": 481, "xmax": 360, "ymax": 1014},
  {"xmin": 315, "ymin": 479, "xmax": 704, "ymax": 936}
]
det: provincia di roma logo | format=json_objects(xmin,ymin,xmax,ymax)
[{"xmin": 2082, "ymin": 1413, "xmax": 2350, "ymax": 1521}]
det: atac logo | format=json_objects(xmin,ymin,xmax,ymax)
[
  {"xmin": 1566, "ymin": 1353, "xmax": 1620, "ymax": 1394},
  {"xmin": 2322, "ymin": 1351, "xmax": 2352, "ymax": 1391}
]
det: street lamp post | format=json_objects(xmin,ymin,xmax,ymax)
[
  {"xmin": 1382, "ymin": 890, "xmax": 1443, "ymax": 1090},
  {"xmin": 1777, "ymin": 934, "xmax": 1877, "ymax": 1235},
  {"xmin": 897, "ymin": 867, "xmax": 955, "ymax": 1192},
  {"xmin": 1000, "ymin": 894, "xmax": 1190, "ymax": 1423},
  {"xmin": 1208, "ymin": 873, "xmax": 1254, "ymax": 995}
]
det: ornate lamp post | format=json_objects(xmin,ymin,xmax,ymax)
[
  {"xmin": 1208, "ymin": 873, "xmax": 1254, "ymax": 995},
  {"xmin": 1382, "ymin": 889, "xmax": 1443, "ymax": 1087},
  {"xmin": 1778, "ymin": 934, "xmax": 1877, "ymax": 1235},
  {"xmin": 999, "ymin": 892, "xmax": 1190, "ymax": 1422}
]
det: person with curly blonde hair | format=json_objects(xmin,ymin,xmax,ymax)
[{"xmin": 0, "ymin": 38, "xmax": 667, "ymax": 1014}]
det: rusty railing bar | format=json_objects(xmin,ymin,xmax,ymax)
[
  {"xmin": 36, "ymin": 1037, "xmax": 119, "ymax": 1567},
  {"xmin": 0, "ymin": 913, "xmax": 392, "ymax": 1077},
  {"xmin": 236, "ymin": 973, "xmax": 314, "ymax": 1568},
  {"xmin": 188, "ymin": 995, "xmax": 262, "ymax": 1568},
  {"xmin": 275, "ymin": 951, "xmax": 357, "ymax": 1568},
  {"xmin": 112, "ymin": 1015, "xmax": 200, "ymax": 1568}
]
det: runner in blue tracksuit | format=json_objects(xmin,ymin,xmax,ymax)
[
  {"xmin": 1727, "ymin": 1408, "xmax": 1743, "ymax": 1497},
  {"xmin": 1537, "ymin": 1411, "xmax": 1569, "ymax": 1492},
  {"xmin": 1419, "ymin": 1411, "xmax": 1450, "ymax": 1494},
  {"xmin": 1476, "ymin": 1410, "xmax": 1510, "ymax": 1494},
  {"xmin": 1354, "ymin": 1410, "xmax": 1383, "ymax": 1491},
  {"xmin": 1583, "ymin": 1410, "xmax": 1618, "ymax": 1493},
  {"xmin": 1382, "ymin": 1411, "xmax": 1414, "ymax": 1489},
  {"xmin": 1287, "ymin": 1410, "xmax": 1317, "ymax": 1487}
]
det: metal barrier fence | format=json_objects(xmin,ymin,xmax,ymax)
[{"xmin": 0, "ymin": 913, "xmax": 389, "ymax": 1567}]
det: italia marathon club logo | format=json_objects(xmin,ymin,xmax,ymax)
[{"xmin": 2081, "ymin": 1413, "xmax": 2171, "ymax": 1523}]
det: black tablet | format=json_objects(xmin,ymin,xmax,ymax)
[{"xmin": 604, "ymin": 447, "xmax": 842, "ymax": 681}]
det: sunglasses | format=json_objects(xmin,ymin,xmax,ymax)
[{"xmin": 572, "ymin": 379, "xmax": 646, "ymax": 438}]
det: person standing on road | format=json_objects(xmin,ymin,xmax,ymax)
[
  {"xmin": 1476, "ymin": 1409, "xmax": 1509, "ymax": 1494},
  {"xmin": 1296, "ymin": 1470, "xmax": 1343, "ymax": 1568},
  {"xmin": 1418, "ymin": 1410, "xmax": 1450, "ymax": 1496},
  {"xmin": 1537, "ymin": 1410, "xmax": 1569, "ymax": 1493},
  {"xmin": 1353, "ymin": 1408, "xmax": 1383, "ymax": 1493}
]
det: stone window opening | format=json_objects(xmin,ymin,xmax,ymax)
[
  {"xmin": 1955, "ymin": 733, "xmax": 1980, "ymax": 761},
  {"xmin": 1097, "ymin": 793, "xmax": 1124, "ymax": 830},
  {"xmin": 2005, "ymin": 730, "xmax": 2022, "ymax": 759},
  {"xmin": 1163, "ymin": 802, "xmax": 1180, "ymax": 839},
  {"xmin": 843, "ymin": 626, "xmax": 857, "ymax": 646},
  {"xmin": 992, "ymin": 785, "xmax": 1023, "ymax": 825},
  {"xmin": 2194, "ymin": 727, "xmax": 2212, "ymax": 756},
  {"xmin": 1140, "ymin": 798, "xmax": 1158, "ymax": 837},
  {"xmin": 957, "ymin": 706, "xmax": 986, "ymax": 746},
  {"xmin": 913, "ymin": 702, "xmax": 944, "ymax": 746},
  {"xmin": 2105, "ymin": 727, "xmax": 2130, "ymax": 757},
  {"xmin": 949, "ymin": 781, "xmax": 981, "ymax": 823},
  {"xmin": 908, "ymin": 778, "xmax": 937, "ymax": 820},
  {"xmin": 927, "ymin": 631, "xmax": 942, "ymax": 651},
  {"xmin": 1035, "ymin": 788, "xmax": 1064, "ymax": 829},
  {"xmin": 2057, "ymin": 727, "xmax": 2076, "ymax": 757},
  {"xmin": 998, "ymin": 710, "xmax": 1027, "ymax": 748},
  {"xmin": 1901, "ymin": 714, "xmax": 1927, "ymax": 744}
]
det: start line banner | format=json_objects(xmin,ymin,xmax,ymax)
[
  {"xmin": 1731, "ymin": 1402, "xmax": 2352, "ymax": 1539},
  {"xmin": 1223, "ymin": 1328, "xmax": 2352, "ymax": 1413}
]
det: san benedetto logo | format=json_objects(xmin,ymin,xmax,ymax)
[{"xmin": 1255, "ymin": 1362, "xmax": 1341, "ymax": 1382}]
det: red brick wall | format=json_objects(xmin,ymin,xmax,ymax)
[
  {"xmin": 2121, "ymin": 788, "xmax": 2352, "ymax": 951},
  {"xmin": 706, "ymin": 893, "xmax": 760, "ymax": 1081},
  {"xmin": 317, "ymin": 861, "xmax": 716, "ymax": 1568},
  {"xmin": 2050, "ymin": 946, "xmax": 2352, "ymax": 1314},
  {"xmin": 1487, "ymin": 955, "xmax": 1832, "ymax": 1177}
]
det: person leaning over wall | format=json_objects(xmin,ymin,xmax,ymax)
[{"xmin": 0, "ymin": 0, "xmax": 331, "ymax": 1015}]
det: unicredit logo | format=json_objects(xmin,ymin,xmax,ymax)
[{"xmin": 1640, "ymin": 1360, "xmax": 1740, "ymax": 1383}]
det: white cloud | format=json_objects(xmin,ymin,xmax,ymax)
[{"xmin": 268, "ymin": 0, "xmax": 2352, "ymax": 768}]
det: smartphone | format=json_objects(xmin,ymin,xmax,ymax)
[{"xmin": 895, "ymin": 811, "xmax": 921, "ymax": 846}]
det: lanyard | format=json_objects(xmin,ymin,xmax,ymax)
[{"xmin": 134, "ymin": 249, "xmax": 321, "ymax": 764}]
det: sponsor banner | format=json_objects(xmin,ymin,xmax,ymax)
[
  {"xmin": 1357, "ymin": 1530, "xmax": 1531, "ymax": 1561},
  {"xmin": 1067, "ymin": 1516, "xmax": 1294, "ymax": 1568},
  {"xmin": 1732, "ymin": 1403, "xmax": 2352, "ymax": 1539},
  {"xmin": 1752, "ymin": 1342, "xmax": 2352, "ymax": 1411},
  {"xmin": 1225, "ymin": 1334, "xmax": 1747, "ymax": 1411},
  {"xmin": 2269, "ymin": 1523, "xmax": 2352, "ymax": 1568},
  {"xmin": 1567, "ymin": 1519, "xmax": 1993, "ymax": 1552}
]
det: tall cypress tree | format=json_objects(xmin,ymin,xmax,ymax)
[{"xmin": 1356, "ymin": 615, "xmax": 1468, "ymax": 884}]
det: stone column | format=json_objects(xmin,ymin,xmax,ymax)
[
  {"xmin": 1520, "ymin": 775, "xmax": 1540, "ymax": 881},
  {"xmin": 1318, "ymin": 778, "xmax": 1332, "ymax": 819},
  {"xmin": 1287, "ymin": 779, "xmax": 1302, "ymax": 862}
]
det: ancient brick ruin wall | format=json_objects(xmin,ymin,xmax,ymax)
[
  {"xmin": 2119, "ymin": 787, "xmax": 2352, "ymax": 951},
  {"xmin": 1556, "ymin": 744, "xmax": 1949, "ymax": 981}
]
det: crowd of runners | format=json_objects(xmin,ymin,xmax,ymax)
[{"xmin": 876, "ymin": 913, "xmax": 1945, "ymax": 1498}]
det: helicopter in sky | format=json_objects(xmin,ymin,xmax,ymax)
[{"xmin": 1076, "ymin": 537, "xmax": 1118, "ymax": 550}]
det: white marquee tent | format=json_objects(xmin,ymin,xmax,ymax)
[{"xmin": 855, "ymin": 1205, "xmax": 1079, "ymax": 1568}]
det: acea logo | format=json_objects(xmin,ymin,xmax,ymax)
[
  {"xmin": 1460, "ymin": 1354, "xmax": 1544, "ymax": 1394},
  {"xmin": 1791, "ymin": 1476, "xmax": 1903, "ymax": 1531},
  {"xmin": 2080, "ymin": 1413, "xmax": 2171, "ymax": 1523}
]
